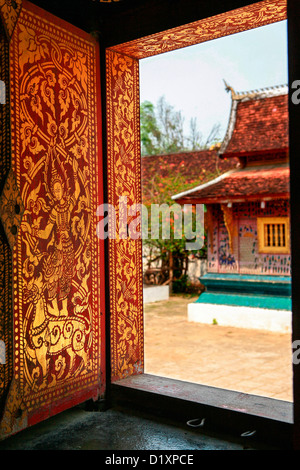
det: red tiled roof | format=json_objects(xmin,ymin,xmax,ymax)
[
  {"xmin": 173, "ymin": 164, "xmax": 290, "ymax": 204},
  {"xmin": 141, "ymin": 149, "xmax": 238, "ymax": 187},
  {"xmin": 221, "ymin": 92, "xmax": 288, "ymax": 157}
]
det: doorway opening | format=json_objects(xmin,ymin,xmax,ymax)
[
  {"xmin": 139, "ymin": 19, "xmax": 292, "ymax": 402},
  {"xmin": 105, "ymin": 1, "xmax": 292, "ymax": 420}
]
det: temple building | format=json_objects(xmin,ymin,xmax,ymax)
[{"xmin": 173, "ymin": 83, "xmax": 291, "ymax": 332}]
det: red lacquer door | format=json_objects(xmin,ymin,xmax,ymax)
[{"xmin": 0, "ymin": 0, "xmax": 105, "ymax": 437}]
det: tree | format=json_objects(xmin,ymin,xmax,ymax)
[
  {"xmin": 187, "ymin": 117, "xmax": 202, "ymax": 151},
  {"xmin": 140, "ymin": 96, "xmax": 221, "ymax": 292},
  {"xmin": 187, "ymin": 118, "xmax": 221, "ymax": 151},
  {"xmin": 140, "ymin": 96, "xmax": 221, "ymax": 156},
  {"xmin": 140, "ymin": 101, "xmax": 162, "ymax": 156},
  {"xmin": 156, "ymin": 96, "xmax": 186, "ymax": 154},
  {"xmin": 142, "ymin": 160, "xmax": 207, "ymax": 293}
]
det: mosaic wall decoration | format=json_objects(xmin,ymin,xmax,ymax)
[
  {"xmin": 206, "ymin": 200, "xmax": 290, "ymax": 275},
  {"xmin": 247, "ymin": 219, "xmax": 290, "ymax": 275},
  {"xmin": 0, "ymin": 1, "xmax": 105, "ymax": 437},
  {"xmin": 233, "ymin": 199, "xmax": 289, "ymax": 218},
  {"xmin": 207, "ymin": 204, "xmax": 219, "ymax": 272},
  {"xmin": 238, "ymin": 218, "xmax": 258, "ymax": 274},
  {"xmin": 218, "ymin": 218, "xmax": 238, "ymax": 273}
]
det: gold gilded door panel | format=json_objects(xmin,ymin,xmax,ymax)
[{"xmin": 0, "ymin": 0, "xmax": 105, "ymax": 438}]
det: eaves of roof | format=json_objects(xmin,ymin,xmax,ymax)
[{"xmin": 172, "ymin": 163, "xmax": 290, "ymax": 204}]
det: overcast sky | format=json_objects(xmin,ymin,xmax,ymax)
[{"xmin": 139, "ymin": 20, "xmax": 288, "ymax": 143}]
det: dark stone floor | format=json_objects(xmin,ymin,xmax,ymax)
[{"xmin": 0, "ymin": 405, "xmax": 257, "ymax": 452}]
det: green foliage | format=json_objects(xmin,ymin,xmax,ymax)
[
  {"xmin": 140, "ymin": 101, "xmax": 162, "ymax": 156},
  {"xmin": 172, "ymin": 274, "xmax": 189, "ymax": 293},
  {"xmin": 142, "ymin": 155, "xmax": 207, "ymax": 293},
  {"xmin": 140, "ymin": 96, "xmax": 221, "ymax": 292},
  {"xmin": 140, "ymin": 96, "xmax": 221, "ymax": 156}
]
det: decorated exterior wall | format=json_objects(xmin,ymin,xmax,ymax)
[
  {"xmin": 0, "ymin": 1, "xmax": 105, "ymax": 438},
  {"xmin": 207, "ymin": 200, "xmax": 291, "ymax": 275}
]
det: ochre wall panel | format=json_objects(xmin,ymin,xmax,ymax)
[
  {"xmin": 0, "ymin": 0, "xmax": 22, "ymax": 40},
  {"xmin": 0, "ymin": 1, "xmax": 105, "ymax": 438},
  {"xmin": 108, "ymin": 0, "xmax": 287, "ymax": 59},
  {"xmin": 0, "ymin": 3, "xmax": 17, "ymax": 433},
  {"xmin": 106, "ymin": 50, "xmax": 143, "ymax": 381}
]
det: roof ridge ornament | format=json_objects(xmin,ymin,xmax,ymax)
[
  {"xmin": 223, "ymin": 79, "xmax": 288, "ymax": 102},
  {"xmin": 223, "ymin": 80, "xmax": 239, "ymax": 100},
  {"xmin": 218, "ymin": 80, "xmax": 288, "ymax": 156}
]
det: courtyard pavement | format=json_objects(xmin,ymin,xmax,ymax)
[{"xmin": 144, "ymin": 294, "xmax": 293, "ymax": 402}]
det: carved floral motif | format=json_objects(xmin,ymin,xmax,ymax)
[
  {"xmin": 110, "ymin": 0, "xmax": 287, "ymax": 59},
  {"xmin": 0, "ymin": 0, "xmax": 22, "ymax": 39},
  {"xmin": 106, "ymin": 50, "xmax": 143, "ymax": 380},
  {"xmin": 8, "ymin": 6, "xmax": 103, "ymax": 417}
]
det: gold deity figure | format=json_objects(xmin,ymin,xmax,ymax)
[{"xmin": 22, "ymin": 156, "xmax": 80, "ymax": 317}]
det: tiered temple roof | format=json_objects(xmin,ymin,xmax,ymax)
[
  {"xmin": 173, "ymin": 84, "xmax": 289, "ymax": 205},
  {"xmin": 141, "ymin": 149, "xmax": 238, "ymax": 198},
  {"xmin": 219, "ymin": 82, "xmax": 288, "ymax": 157}
]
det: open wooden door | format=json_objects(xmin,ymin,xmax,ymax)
[{"xmin": 0, "ymin": 0, "xmax": 105, "ymax": 438}]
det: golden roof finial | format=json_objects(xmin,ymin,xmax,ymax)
[{"xmin": 223, "ymin": 79, "xmax": 237, "ymax": 99}]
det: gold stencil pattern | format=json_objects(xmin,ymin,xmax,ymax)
[
  {"xmin": 0, "ymin": 169, "xmax": 24, "ymax": 249},
  {"xmin": 109, "ymin": 0, "xmax": 287, "ymax": 59},
  {"xmin": 0, "ymin": 0, "xmax": 22, "ymax": 39},
  {"xmin": 106, "ymin": 50, "xmax": 143, "ymax": 381},
  {"xmin": 0, "ymin": 15, "xmax": 13, "ymax": 425},
  {"xmin": 8, "ymin": 4, "xmax": 103, "ymax": 422}
]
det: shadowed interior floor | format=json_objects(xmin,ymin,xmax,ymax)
[{"xmin": 0, "ymin": 405, "xmax": 266, "ymax": 451}]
